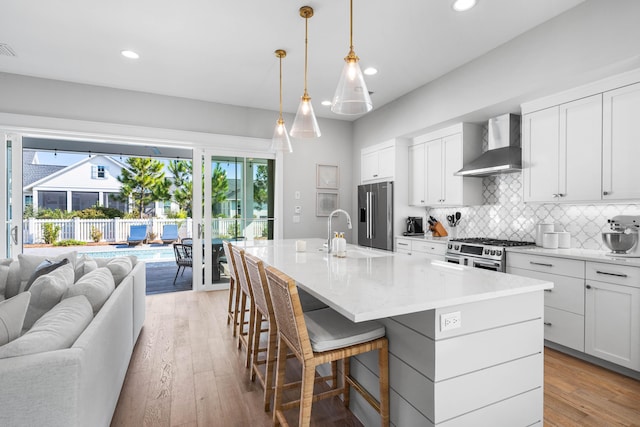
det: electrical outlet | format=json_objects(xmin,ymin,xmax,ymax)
[
  {"xmin": 295, "ymin": 206, "xmax": 302, "ymax": 214},
  {"xmin": 440, "ymin": 311, "xmax": 461, "ymax": 332}
]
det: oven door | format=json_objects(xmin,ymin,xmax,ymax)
[
  {"xmin": 444, "ymin": 254, "xmax": 464, "ymax": 266},
  {"xmin": 470, "ymin": 258, "xmax": 502, "ymax": 272}
]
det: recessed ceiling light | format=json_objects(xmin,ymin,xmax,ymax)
[
  {"xmin": 363, "ymin": 67, "xmax": 378, "ymax": 76},
  {"xmin": 321, "ymin": 100, "xmax": 332, "ymax": 106},
  {"xmin": 121, "ymin": 50, "xmax": 139, "ymax": 59},
  {"xmin": 452, "ymin": 0, "xmax": 477, "ymax": 12}
]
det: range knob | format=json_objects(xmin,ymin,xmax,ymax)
[
  {"xmin": 455, "ymin": 245, "xmax": 460, "ymax": 250},
  {"xmin": 497, "ymin": 250, "xmax": 502, "ymax": 256},
  {"xmin": 448, "ymin": 244, "xmax": 452, "ymax": 250},
  {"xmin": 490, "ymin": 250, "xmax": 496, "ymax": 255},
  {"xmin": 484, "ymin": 249, "xmax": 489, "ymax": 255}
]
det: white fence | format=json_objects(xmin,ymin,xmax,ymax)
[{"xmin": 23, "ymin": 217, "xmax": 271, "ymax": 244}]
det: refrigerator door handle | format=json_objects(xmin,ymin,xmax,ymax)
[
  {"xmin": 366, "ymin": 192, "xmax": 371, "ymax": 239},
  {"xmin": 369, "ymin": 191, "xmax": 375, "ymax": 239}
]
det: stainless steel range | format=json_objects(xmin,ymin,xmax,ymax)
[{"xmin": 445, "ymin": 238, "xmax": 535, "ymax": 272}]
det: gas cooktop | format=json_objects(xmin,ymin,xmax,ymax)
[{"xmin": 449, "ymin": 238, "xmax": 535, "ymax": 247}]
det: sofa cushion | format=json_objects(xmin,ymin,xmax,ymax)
[
  {"xmin": 105, "ymin": 257, "xmax": 133, "ymax": 286},
  {"xmin": 0, "ymin": 295, "xmax": 93, "ymax": 359},
  {"xmin": 24, "ymin": 258, "xmax": 70, "ymax": 292},
  {"xmin": 0, "ymin": 258, "xmax": 13, "ymax": 299},
  {"xmin": 4, "ymin": 261, "xmax": 22, "ymax": 299},
  {"xmin": 23, "ymin": 263, "xmax": 75, "ymax": 331},
  {"xmin": 17, "ymin": 252, "xmax": 78, "ymax": 294},
  {"xmin": 77, "ymin": 254, "xmax": 98, "ymax": 277},
  {"xmin": 0, "ymin": 292, "xmax": 31, "ymax": 346},
  {"xmin": 65, "ymin": 267, "xmax": 115, "ymax": 314}
]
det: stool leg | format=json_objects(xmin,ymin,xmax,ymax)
[
  {"xmin": 232, "ymin": 280, "xmax": 241, "ymax": 337},
  {"xmin": 299, "ymin": 363, "xmax": 316, "ymax": 427},
  {"xmin": 379, "ymin": 341, "xmax": 390, "ymax": 427},
  {"xmin": 245, "ymin": 301, "xmax": 255, "ymax": 368},
  {"xmin": 237, "ymin": 292, "xmax": 247, "ymax": 350},
  {"xmin": 263, "ymin": 322, "xmax": 277, "ymax": 412},
  {"xmin": 226, "ymin": 277, "xmax": 235, "ymax": 325},
  {"xmin": 250, "ymin": 309, "xmax": 262, "ymax": 381},
  {"xmin": 273, "ymin": 337, "xmax": 288, "ymax": 427},
  {"xmin": 343, "ymin": 357, "xmax": 351, "ymax": 408},
  {"xmin": 331, "ymin": 361, "xmax": 338, "ymax": 390}
]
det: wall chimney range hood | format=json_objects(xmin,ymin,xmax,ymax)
[{"xmin": 456, "ymin": 113, "xmax": 521, "ymax": 177}]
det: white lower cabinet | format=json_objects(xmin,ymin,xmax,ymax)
[
  {"xmin": 585, "ymin": 262, "xmax": 640, "ymax": 371},
  {"xmin": 395, "ymin": 237, "xmax": 411, "ymax": 254},
  {"xmin": 395, "ymin": 237, "xmax": 446, "ymax": 261},
  {"xmin": 508, "ymin": 252, "xmax": 640, "ymax": 372}
]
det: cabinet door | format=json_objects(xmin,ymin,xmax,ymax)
[
  {"xmin": 559, "ymin": 94, "xmax": 602, "ymax": 202},
  {"xmin": 442, "ymin": 133, "xmax": 463, "ymax": 205},
  {"xmin": 585, "ymin": 280, "xmax": 640, "ymax": 370},
  {"xmin": 361, "ymin": 150, "xmax": 378, "ymax": 182},
  {"xmin": 603, "ymin": 82, "xmax": 640, "ymax": 200},
  {"xmin": 408, "ymin": 143, "xmax": 426, "ymax": 206},
  {"xmin": 425, "ymin": 140, "xmax": 443, "ymax": 205},
  {"xmin": 523, "ymin": 107, "xmax": 560, "ymax": 202},
  {"xmin": 377, "ymin": 145, "xmax": 395, "ymax": 181}
]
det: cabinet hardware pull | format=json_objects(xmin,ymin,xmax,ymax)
[
  {"xmin": 595, "ymin": 270, "xmax": 628, "ymax": 278},
  {"xmin": 586, "ymin": 284, "xmax": 592, "ymax": 289},
  {"xmin": 373, "ymin": 174, "xmax": 378, "ymax": 177},
  {"xmin": 398, "ymin": 243, "xmax": 408, "ymax": 246},
  {"xmin": 530, "ymin": 261, "xmax": 553, "ymax": 267},
  {"xmin": 544, "ymin": 289, "xmax": 552, "ymax": 292},
  {"xmin": 544, "ymin": 322, "xmax": 552, "ymax": 326},
  {"xmin": 603, "ymin": 191, "xmax": 610, "ymax": 196},
  {"xmin": 552, "ymin": 193, "xmax": 558, "ymax": 198}
]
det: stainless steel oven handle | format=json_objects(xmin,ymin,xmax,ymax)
[
  {"xmin": 472, "ymin": 259, "xmax": 501, "ymax": 270},
  {"xmin": 444, "ymin": 255, "xmax": 462, "ymax": 264}
]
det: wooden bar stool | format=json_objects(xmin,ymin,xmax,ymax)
[
  {"xmin": 244, "ymin": 252, "xmax": 278, "ymax": 412},
  {"xmin": 265, "ymin": 266, "xmax": 390, "ymax": 427},
  {"xmin": 231, "ymin": 245, "xmax": 258, "ymax": 369},
  {"xmin": 222, "ymin": 241, "xmax": 241, "ymax": 335}
]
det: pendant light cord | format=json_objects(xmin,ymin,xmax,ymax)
[
  {"xmin": 349, "ymin": 0, "xmax": 354, "ymax": 51},
  {"xmin": 279, "ymin": 54, "xmax": 283, "ymax": 120},
  {"xmin": 304, "ymin": 14, "xmax": 309, "ymax": 95}
]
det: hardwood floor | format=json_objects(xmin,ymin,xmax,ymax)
[{"xmin": 112, "ymin": 290, "xmax": 640, "ymax": 427}]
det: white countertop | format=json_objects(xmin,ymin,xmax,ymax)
[
  {"xmin": 507, "ymin": 246, "xmax": 640, "ymax": 267},
  {"xmin": 242, "ymin": 238, "xmax": 552, "ymax": 322},
  {"xmin": 396, "ymin": 235, "xmax": 449, "ymax": 243}
]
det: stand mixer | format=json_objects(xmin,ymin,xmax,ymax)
[{"xmin": 603, "ymin": 215, "xmax": 640, "ymax": 257}]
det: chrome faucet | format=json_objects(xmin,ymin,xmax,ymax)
[{"xmin": 327, "ymin": 209, "xmax": 353, "ymax": 253}]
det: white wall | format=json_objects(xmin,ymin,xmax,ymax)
[
  {"xmin": 0, "ymin": 73, "xmax": 353, "ymax": 240},
  {"xmin": 351, "ymin": 0, "xmax": 640, "ymax": 231}
]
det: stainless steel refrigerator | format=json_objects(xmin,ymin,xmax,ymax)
[{"xmin": 358, "ymin": 181, "xmax": 393, "ymax": 251}]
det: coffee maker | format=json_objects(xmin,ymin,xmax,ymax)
[{"xmin": 404, "ymin": 217, "xmax": 424, "ymax": 236}]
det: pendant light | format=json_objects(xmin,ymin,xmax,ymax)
[
  {"xmin": 290, "ymin": 6, "xmax": 321, "ymax": 138},
  {"xmin": 271, "ymin": 49, "xmax": 293, "ymax": 153},
  {"xmin": 331, "ymin": 0, "xmax": 373, "ymax": 115}
]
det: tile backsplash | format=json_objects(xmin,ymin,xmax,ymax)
[{"xmin": 425, "ymin": 126, "xmax": 640, "ymax": 250}]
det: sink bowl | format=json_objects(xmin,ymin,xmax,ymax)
[{"xmin": 602, "ymin": 232, "xmax": 638, "ymax": 253}]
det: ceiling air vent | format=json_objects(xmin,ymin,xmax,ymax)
[{"xmin": 0, "ymin": 43, "xmax": 17, "ymax": 57}]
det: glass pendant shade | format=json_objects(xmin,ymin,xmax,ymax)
[
  {"xmin": 332, "ymin": 57, "xmax": 372, "ymax": 115},
  {"xmin": 291, "ymin": 94, "xmax": 321, "ymax": 138},
  {"xmin": 271, "ymin": 118, "xmax": 292, "ymax": 152}
]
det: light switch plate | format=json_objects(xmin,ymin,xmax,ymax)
[{"xmin": 295, "ymin": 191, "xmax": 301, "ymax": 200}]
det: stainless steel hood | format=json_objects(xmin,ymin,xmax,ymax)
[{"xmin": 456, "ymin": 114, "xmax": 521, "ymax": 177}]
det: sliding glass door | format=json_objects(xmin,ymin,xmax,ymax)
[
  {"xmin": 192, "ymin": 149, "xmax": 276, "ymax": 291},
  {"xmin": 0, "ymin": 132, "xmax": 23, "ymax": 258}
]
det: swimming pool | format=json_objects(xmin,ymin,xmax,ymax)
[{"xmin": 79, "ymin": 246, "xmax": 175, "ymax": 262}]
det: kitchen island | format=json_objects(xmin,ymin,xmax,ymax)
[{"xmin": 242, "ymin": 238, "xmax": 553, "ymax": 426}]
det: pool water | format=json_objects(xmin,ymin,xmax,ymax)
[{"xmin": 79, "ymin": 246, "xmax": 175, "ymax": 262}]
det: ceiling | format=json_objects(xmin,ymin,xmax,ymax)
[{"xmin": 1, "ymin": 0, "xmax": 584, "ymax": 121}]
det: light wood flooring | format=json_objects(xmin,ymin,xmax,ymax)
[{"xmin": 112, "ymin": 290, "xmax": 640, "ymax": 427}]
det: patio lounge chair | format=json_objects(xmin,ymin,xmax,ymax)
[
  {"xmin": 127, "ymin": 225, "xmax": 147, "ymax": 246},
  {"xmin": 161, "ymin": 224, "xmax": 179, "ymax": 244},
  {"xmin": 172, "ymin": 243, "xmax": 193, "ymax": 285}
]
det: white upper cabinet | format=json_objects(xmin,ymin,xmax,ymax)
[
  {"xmin": 361, "ymin": 141, "xmax": 395, "ymax": 183},
  {"xmin": 603, "ymin": 82, "xmax": 640, "ymax": 200},
  {"xmin": 410, "ymin": 123, "xmax": 482, "ymax": 207},
  {"xmin": 523, "ymin": 94, "xmax": 602, "ymax": 203}
]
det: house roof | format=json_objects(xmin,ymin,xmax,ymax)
[{"xmin": 23, "ymin": 152, "xmax": 66, "ymax": 187}]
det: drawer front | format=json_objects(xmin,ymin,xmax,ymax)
[
  {"xmin": 412, "ymin": 241, "xmax": 447, "ymax": 255},
  {"xmin": 586, "ymin": 262, "xmax": 640, "ymax": 288},
  {"xmin": 507, "ymin": 252, "xmax": 584, "ymax": 278},
  {"xmin": 395, "ymin": 238, "xmax": 412, "ymax": 253},
  {"xmin": 544, "ymin": 307, "xmax": 584, "ymax": 351},
  {"xmin": 507, "ymin": 267, "xmax": 584, "ymax": 315}
]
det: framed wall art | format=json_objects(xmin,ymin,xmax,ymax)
[
  {"xmin": 316, "ymin": 164, "xmax": 339, "ymax": 189},
  {"xmin": 316, "ymin": 192, "xmax": 338, "ymax": 216}
]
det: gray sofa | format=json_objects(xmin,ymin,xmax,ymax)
[{"xmin": 0, "ymin": 254, "xmax": 146, "ymax": 427}]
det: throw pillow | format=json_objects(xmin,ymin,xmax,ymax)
[
  {"xmin": 22, "ymin": 263, "xmax": 75, "ymax": 331},
  {"xmin": 23, "ymin": 258, "xmax": 70, "ymax": 292},
  {"xmin": 0, "ymin": 295, "xmax": 93, "ymax": 359},
  {"xmin": 82, "ymin": 256, "xmax": 98, "ymax": 275},
  {"xmin": 64, "ymin": 267, "xmax": 115, "ymax": 314},
  {"xmin": 17, "ymin": 251, "xmax": 78, "ymax": 294},
  {"xmin": 0, "ymin": 292, "xmax": 31, "ymax": 346},
  {"xmin": 105, "ymin": 257, "xmax": 133, "ymax": 286},
  {"xmin": 0, "ymin": 258, "xmax": 13, "ymax": 299}
]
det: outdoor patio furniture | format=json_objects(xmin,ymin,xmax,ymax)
[
  {"xmin": 172, "ymin": 243, "xmax": 193, "ymax": 285},
  {"xmin": 160, "ymin": 224, "xmax": 179, "ymax": 244},
  {"xmin": 127, "ymin": 225, "xmax": 148, "ymax": 246}
]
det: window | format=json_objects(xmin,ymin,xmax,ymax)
[
  {"xmin": 39, "ymin": 191, "xmax": 67, "ymax": 211},
  {"xmin": 72, "ymin": 192, "xmax": 99, "ymax": 211},
  {"xmin": 91, "ymin": 165, "xmax": 107, "ymax": 179},
  {"xmin": 104, "ymin": 193, "xmax": 127, "ymax": 212}
]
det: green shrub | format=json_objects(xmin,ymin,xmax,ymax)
[
  {"xmin": 90, "ymin": 226, "xmax": 103, "ymax": 242},
  {"xmin": 42, "ymin": 223, "xmax": 61, "ymax": 244},
  {"xmin": 54, "ymin": 239, "xmax": 86, "ymax": 247}
]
